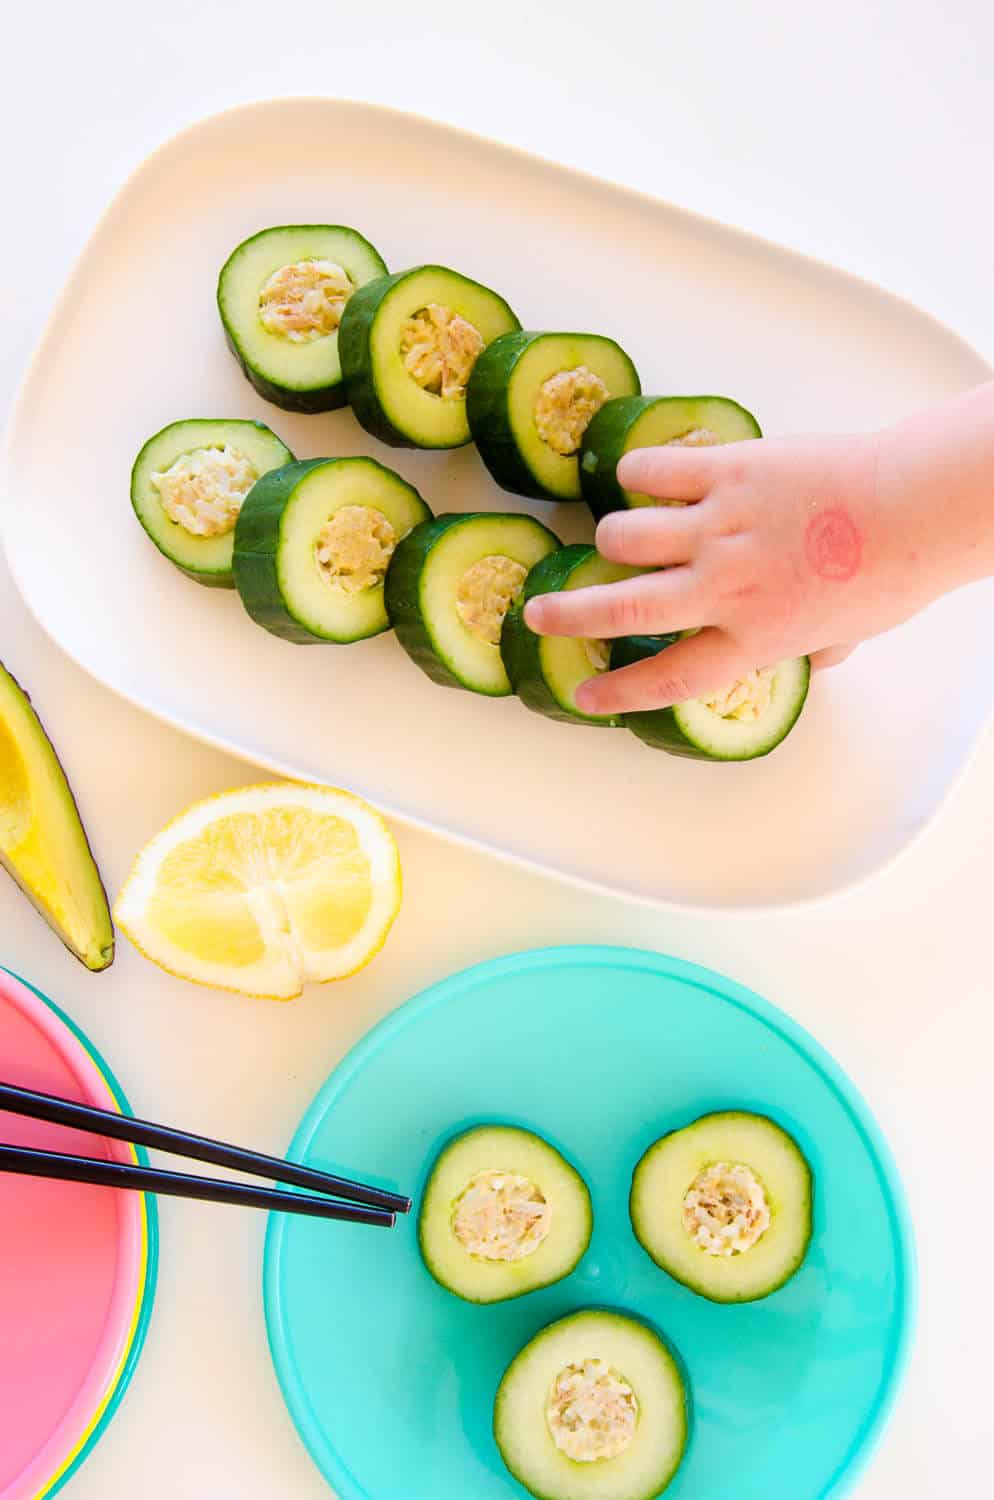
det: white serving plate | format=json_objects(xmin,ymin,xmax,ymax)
[{"xmin": 4, "ymin": 98, "xmax": 991, "ymax": 911}]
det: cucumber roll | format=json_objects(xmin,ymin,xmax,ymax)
[
  {"xmin": 339, "ymin": 265, "xmax": 520, "ymax": 448},
  {"xmin": 217, "ymin": 225, "xmax": 388, "ymax": 413},
  {"xmin": 502, "ymin": 545, "xmax": 644, "ymax": 725},
  {"xmin": 385, "ymin": 513, "xmax": 559, "ymax": 694},
  {"xmin": 131, "ymin": 418, "xmax": 293, "ymax": 587},
  {"xmin": 232, "ymin": 456, "xmax": 431, "ymax": 643},
  {"xmin": 581, "ymin": 395, "xmax": 761, "ymax": 520},
  {"xmin": 467, "ymin": 331, "xmax": 640, "ymax": 502},
  {"xmin": 630, "ymin": 1110, "xmax": 813, "ymax": 1302},
  {"xmin": 610, "ymin": 635, "xmax": 809, "ymax": 761},
  {"xmin": 419, "ymin": 1125, "xmax": 592, "ymax": 1304},
  {"xmin": 494, "ymin": 1310, "xmax": 688, "ymax": 1500}
]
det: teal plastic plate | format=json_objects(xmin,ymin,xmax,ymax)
[{"xmin": 264, "ymin": 946, "xmax": 915, "ymax": 1500}]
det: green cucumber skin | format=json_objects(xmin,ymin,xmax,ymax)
[
  {"xmin": 385, "ymin": 516, "xmax": 495, "ymax": 691},
  {"xmin": 338, "ymin": 274, "xmax": 418, "ymax": 447},
  {"xmin": 502, "ymin": 545, "xmax": 621, "ymax": 726},
  {"xmin": 580, "ymin": 396, "xmax": 762, "ymax": 521},
  {"xmin": 611, "ymin": 636, "xmax": 810, "ymax": 761},
  {"xmin": 580, "ymin": 397, "xmax": 659, "ymax": 521},
  {"xmin": 232, "ymin": 459, "xmax": 336, "ymax": 643},
  {"xmin": 220, "ymin": 323, "xmax": 349, "ymax": 415},
  {"xmin": 466, "ymin": 334, "xmax": 557, "ymax": 501}
]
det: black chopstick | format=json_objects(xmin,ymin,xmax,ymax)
[
  {"xmin": 0, "ymin": 1144, "xmax": 394, "ymax": 1226},
  {"xmin": 0, "ymin": 1081, "xmax": 410, "ymax": 1215}
]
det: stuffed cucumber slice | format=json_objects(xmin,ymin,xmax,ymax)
[
  {"xmin": 386, "ymin": 513, "xmax": 560, "ymax": 694},
  {"xmin": 610, "ymin": 635, "xmax": 809, "ymax": 761},
  {"xmin": 468, "ymin": 332, "xmax": 641, "ymax": 502},
  {"xmin": 339, "ymin": 265, "xmax": 520, "ymax": 448},
  {"xmin": 419, "ymin": 1125, "xmax": 592, "ymax": 1303},
  {"xmin": 630, "ymin": 1111, "xmax": 812, "ymax": 1303},
  {"xmin": 502, "ymin": 545, "xmax": 644, "ymax": 726},
  {"xmin": 217, "ymin": 225, "xmax": 387, "ymax": 413},
  {"xmin": 580, "ymin": 396, "xmax": 761, "ymax": 520},
  {"xmin": 232, "ymin": 457, "xmax": 431, "ymax": 644},
  {"xmin": 494, "ymin": 1310, "xmax": 687, "ymax": 1500},
  {"xmin": 131, "ymin": 418, "xmax": 294, "ymax": 587}
]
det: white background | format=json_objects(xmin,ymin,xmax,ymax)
[{"xmin": 2, "ymin": 3, "xmax": 991, "ymax": 1495}]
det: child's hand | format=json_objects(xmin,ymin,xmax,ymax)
[{"xmin": 524, "ymin": 384, "xmax": 994, "ymax": 716}]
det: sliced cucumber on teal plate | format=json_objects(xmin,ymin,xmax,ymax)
[{"xmin": 265, "ymin": 945, "xmax": 915, "ymax": 1500}]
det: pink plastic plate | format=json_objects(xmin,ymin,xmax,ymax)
[{"xmin": 0, "ymin": 969, "xmax": 157, "ymax": 1499}]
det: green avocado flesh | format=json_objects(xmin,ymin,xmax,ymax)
[
  {"xmin": 502, "ymin": 545, "xmax": 645, "ymax": 725},
  {"xmin": 0, "ymin": 662, "xmax": 113, "ymax": 971},
  {"xmin": 386, "ymin": 513, "xmax": 560, "ymax": 695},
  {"xmin": 580, "ymin": 395, "xmax": 761, "ymax": 520},
  {"xmin": 131, "ymin": 419, "xmax": 294, "ymax": 588},
  {"xmin": 339, "ymin": 265, "xmax": 520, "ymax": 448},
  {"xmin": 418, "ymin": 1125, "xmax": 592, "ymax": 1303},
  {"xmin": 467, "ymin": 331, "xmax": 641, "ymax": 502},
  {"xmin": 630, "ymin": 1111, "xmax": 812, "ymax": 1302},
  {"xmin": 609, "ymin": 636, "xmax": 810, "ymax": 761},
  {"xmin": 217, "ymin": 225, "xmax": 388, "ymax": 412},
  {"xmin": 494, "ymin": 1310, "xmax": 688, "ymax": 1500},
  {"xmin": 232, "ymin": 457, "xmax": 432, "ymax": 643}
]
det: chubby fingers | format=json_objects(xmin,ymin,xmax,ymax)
[
  {"xmin": 616, "ymin": 444, "xmax": 722, "ymax": 503},
  {"xmin": 809, "ymin": 642, "xmax": 855, "ymax": 671},
  {"xmin": 595, "ymin": 504, "xmax": 705, "ymax": 567},
  {"xmin": 523, "ymin": 568, "xmax": 705, "ymax": 640},
  {"xmin": 575, "ymin": 628, "xmax": 754, "ymax": 716}
]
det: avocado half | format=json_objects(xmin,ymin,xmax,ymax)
[{"xmin": 0, "ymin": 661, "xmax": 113, "ymax": 970}]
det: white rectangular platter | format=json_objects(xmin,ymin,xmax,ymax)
[{"xmin": 4, "ymin": 98, "xmax": 992, "ymax": 910}]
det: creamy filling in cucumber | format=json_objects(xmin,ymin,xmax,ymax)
[
  {"xmin": 704, "ymin": 667, "xmax": 776, "ymax": 723},
  {"xmin": 150, "ymin": 444, "xmax": 258, "ymax": 537},
  {"xmin": 400, "ymin": 304, "xmax": 485, "ymax": 399},
  {"xmin": 456, "ymin": 555, "xmax": 528, "ymax": 644},
  {"xmin": 314, "ymin": 506, "xmax": 397, "ymax": 595},
  {"xmin": 546, "ymin": 1360, "xmax": 638, "ymax": 1463},
  {"xmin": 495, "ymin": 1311, "xmax": 686, "ymax": 1500},
  {"xmin": 452, "ymin": 1170, "xmax": 550, "ymax": 1261},
  {"xmin": 258, "ymin": 258, "xmax": 354, "ymax": 342},
  {"xmin": 534, "ymin": 366, "xmax": 610, "ymax": 457},
  {"xmin": 666, "ymin": 427, "xmax": 719, "ymax": 449},
  {"xmin": 682, "ymin": 1162, "xmax": 771, "ymax": 1255}
]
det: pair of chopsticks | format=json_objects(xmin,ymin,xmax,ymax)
[{"xmin": 0, "ymin": 1082, "xmax": 410, "ymax": 1228}]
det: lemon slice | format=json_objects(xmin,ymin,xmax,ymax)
[{"xmin": 113, "ymin": 782, "xmax": 401, "ymax": 999}]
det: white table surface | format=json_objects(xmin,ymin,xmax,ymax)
[{"xmin": 2, "ymin": 4, "xmax": 991, "ymax": 1496}]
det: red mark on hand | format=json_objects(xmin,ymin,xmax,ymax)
[{"xmin": 805, "ymin": 508, "xmax": 862, "ymax": 582}]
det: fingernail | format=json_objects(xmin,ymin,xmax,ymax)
[
  {"xmin": 523, "ymin": 598, "xmax": 544, "ymax": 630},
  {"xmin": 575, "ymin": 680, "xmax": 598, "ymax": 712}
]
